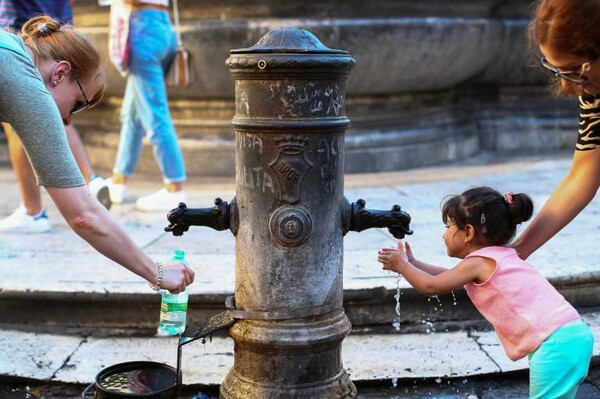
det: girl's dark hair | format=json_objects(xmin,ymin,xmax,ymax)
[{"xmin": 441, "ymin": 186, "xmax": 534, "ymax": 246}]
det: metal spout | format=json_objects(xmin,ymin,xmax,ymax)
[
  {"xmin": 343, "ymin": 197, "xmax": 413, "ymax": 239},
  {"xmin": 179, "ymin": 309, "xmax": 236, "ymax": 347},
  {"xmin": 164, "ymin": 198, "xmax": 238, "ymax": 236}
]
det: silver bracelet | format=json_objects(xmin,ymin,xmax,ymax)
[{"xmin": 149, "ymin": 261, "xmax": 163, "ymax": 292}]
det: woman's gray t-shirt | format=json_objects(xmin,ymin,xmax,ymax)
[{"xmin": 0, "ymin": 29, "xmax": 84, "ymax": 188}]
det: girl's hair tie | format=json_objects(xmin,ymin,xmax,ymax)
[
  {"xmin": 38, "ymin": 22, "xmax": 51, "ymax": 37},
  {"xmin": 504, "ymin": 192, "xmax": 514, "ymax": 205}
]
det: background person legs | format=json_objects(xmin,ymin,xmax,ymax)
[
  {"xmin": 108, "ymin": 8, "xmax": 186, "ymax": 212},
  {"xmin": 0, "ymin": 123, "xmax": 110, "ymax": 233}
]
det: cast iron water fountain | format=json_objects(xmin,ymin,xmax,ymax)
[{"xmin": 165, "ymin": 28, "xmax": 412, "ymax": 399}]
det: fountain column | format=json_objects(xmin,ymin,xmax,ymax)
[
  {"xmin": 166, "ymin": 27, "xmax": 411, "ymax": 398},
  {"xmin": 220, "ymin": 28, "xmax": 356, "ymax": 399}
]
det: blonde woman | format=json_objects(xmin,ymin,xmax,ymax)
[
  {"xmin": 0, "ymin": 0, "xmax": 111, "ymax": 234},
  {"xmin": 0, "ymin": 15, "xmax": 193, "ymax": 293}
]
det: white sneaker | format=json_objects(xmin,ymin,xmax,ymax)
[
  {"xmin": 135, "ymin": 189, "xmax": 187, "ymax": 212},
  {"xmin": 106, "ymin": 178, "xmax": 129, "ymax": 204},
  {"xmin": 88, "ymin": 176, "xmax": 112, "ymax": 210},
  {"xmin": 0, "ymin": 205, "xmax": 51, "ymax": 233}
]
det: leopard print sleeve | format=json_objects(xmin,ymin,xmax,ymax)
[{"xmin": 578, "ymin": 95, "xmax": 600, "ymax": 151}]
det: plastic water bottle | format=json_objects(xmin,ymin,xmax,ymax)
[{"xmin": 157, "ymin": 249, "xmax": 189, "ymax": 336}]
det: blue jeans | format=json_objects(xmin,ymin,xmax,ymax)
[{"xmin": 113, "ymin": 9, "xmax": 186, "ymax": 183}]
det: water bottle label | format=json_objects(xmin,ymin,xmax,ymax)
[
  {"xmin": 160, "ymin": 302, "xmax": 188, "ymax": 321},
  {"xmin": 161, "ymin": 301, "xmax": 188, "ymax": 312},
  {"xmin": 160, "ymin": 311, "xmax": 187, "ymax": 322}
]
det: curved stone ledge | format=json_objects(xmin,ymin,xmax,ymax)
[
  {"xmin": 81, "ymin": 17, "xmax": 542, "ymax": 98},
  {"xmin": 81, "ymin": 92, "xmax": 576, "ymax": 176},
  {"xmin": 71, "ymin": 1, "xmax": 566, "ymax": 177}
]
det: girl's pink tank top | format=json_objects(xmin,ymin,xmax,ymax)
[{"xmin": 464, "ymin": 246, "xmax": 579, "ymax": 360}]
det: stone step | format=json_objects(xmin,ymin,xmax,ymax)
[
  {"xmin": 2, "ymin": 309, "xmax": 600, "ymax": 390},
  {"xmin": 2, "ymin": 277, "xmax": 600, "ymax": 333}
]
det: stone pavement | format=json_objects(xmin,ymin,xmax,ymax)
[{"xmin": 0, "ymin": 150, "xmax": 599, "ymax": 397}]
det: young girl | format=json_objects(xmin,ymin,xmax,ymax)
[{"xmin": 377, "ymin": 186, "xmax": 593, "ymax": 399}]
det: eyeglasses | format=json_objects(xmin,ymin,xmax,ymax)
[
  {"xmin": 71, "ymin": 76, "xmax": 91, "ymax": 115},
  {"xmin": 540, "ymin": 56, "xmax": 594, "ymax": 84}
]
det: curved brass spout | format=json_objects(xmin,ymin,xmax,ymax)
[
  {"xmin": 164, "ymin": 198, "xmax": 236, "ymax": 236},
  {"xmin": 343, "ymin": 197, "xmax": 413, "ymax": 239}
]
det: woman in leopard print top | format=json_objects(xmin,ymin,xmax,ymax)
[{"xmin": 514, "ymin": 0, "xmax": 600, "ymax": 259}]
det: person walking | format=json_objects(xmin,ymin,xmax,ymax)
[
  {"xmin": 107, "ymin": 0, "xmax": 187, "ymax": 212},
  {"xmin": 0, "ymin": 15, "xmax": 193, "ymax": 291},
  {"xmin": 0, "ymin": 0, "xmax": 111, "ymax": 234},
  {"xmin": 513, "ymin": 0, "xmax": 600, "ymax": 259},
  {"xmin": 377, "ymin": 186, "xmax": 593, "ymax": 399}
]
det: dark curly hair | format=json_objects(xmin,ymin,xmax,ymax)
[{"xmin": 441, "ymin": 186, "xmax": 534, "ymax": 246}]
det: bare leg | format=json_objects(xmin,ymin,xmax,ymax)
[
  {"xmin": 4, "ymin": 122, "xmax": 111, "ymax": 212},
  {"xmin": 66, "ymin": 124, "xmax": 95, "ymax": 183},
  {"xmin": 165, "ymin": 181, "xmax": 184, "ymax": 192},
  {"xmin": 3, "ymin": 122, "xmax": 42, "ymax": 216},
  {"xmin": 66, "ymin": 123, "xmax": 111, "ymax": 209},
  {"xmin": 111, "ymin": 172, "xmax": 128, "ymax": 185}
]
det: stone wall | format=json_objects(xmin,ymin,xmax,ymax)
[{"xmin": 70, "ymin": 0, "xmax": 577, "ymax": 177}]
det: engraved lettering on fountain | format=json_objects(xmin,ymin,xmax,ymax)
[
  {"xmin": 325, "ymin": 85, "xmax": 344, "ymax": 116},
  {"xmin": 237, "ymin": 134, "xmax": 275, "ymax": 194},
  {"xmin": 275, "ymin": 83, "xmax": 343, "ymax": 117},
  {"xmin": 318, "ymin": 138, "xmax": 339, "ymax": 194},
  {"xmin": 238, "ymin": 89, "xmax": 250, "ymax": 115},
  {"xmin": 269, "ymin": 136, "xmax": 313, "ymax": 204},
  {"xmin": 239, "ymin": 165, "xmax": 275, "ymax": 194},
  {"xmin": 238, "ymin": 133, "xmax": 263, "ymax": 154}
]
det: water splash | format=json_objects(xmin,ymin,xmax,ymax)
[
  {"xmin": 451, "ymin": 290, "xmax": 457, "ymax": 306},
  {"xmin": 436, "ymin": 295, "xmax": 444, "ymax": 313},
  {"xmin": 429, "ymin": 295, "xmax": 443, "ymax": 313},
  {"xmin": 393, "ymin": 273, "xmax": 402, "ymax": 331},
  {"xmin": 423, "ymin": 320, "xmax": 435, "ymax": 334}
]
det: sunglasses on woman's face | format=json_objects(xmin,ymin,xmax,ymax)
[
  {"xmin": 540, "ymin": 56, "xmax": 595, "ymax": 84},
  {"xmin": 71, "ymin": 77, "xmax": 91, "ymax": 115}
]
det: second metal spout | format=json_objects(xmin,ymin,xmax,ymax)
[
  {"xmin": 164, "ymin": 198, "xmax": 237, "ymax": 236},
  {"xmin": 343, "ymin": 197, "xmax": 413, "ymax": 239}
]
